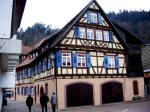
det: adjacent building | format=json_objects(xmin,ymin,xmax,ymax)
[
  {"xmin": 0, "ymin": 0, "xmax": 26, "ymax": 111},
  {"xmin": 12, "ymin": 0, "xmax": 145, "ymax": 110}
]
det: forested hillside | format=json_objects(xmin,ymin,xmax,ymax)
[
  {"xmin": 107, "ymin": 10, "xmax": 150, "ymax": 43},
  {"xmin": 17, "ymin": 23, "xmax": 59, "ymax": 46},
  {"xmin": 17, "ymin": 10, "xmax": 150, "ymax": 46}
]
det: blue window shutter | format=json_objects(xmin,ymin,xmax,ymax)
[
  {"xmin": 75, "ymin": 26, "xmax": 79, "ymax": 38},
  {"xmin": 35, "ymin": 64, "xmax": 37, "ymax": 75},
  {"xmin": 104, "ymin": 55, "xmax": 108, "ymax": 68},
  {"xmin": 115, "ymin": 56, "xmax": 119, "ymax": 68},
  {"xmin": 49, "ymin": 58, "xmax": 52, "ymax": 68},
  {"xmin": 39, "ymin": 62, "xmax": 42, "ymax": 73},
  {"xmin": 87, "ymin": 54, "xmax": 91, "ymax": 68},
  {"xmin": 24, "ymin": 87, "xmax": 25, "ymax": 95},
  {"xmin": 98, "ymin": 13, "xmax": 102, "ymax": 24},
  {"xmin": 72, "ymin": 53, "xmax": 77, "ymax": 67},
  {"xmin": 30, "ymin": 68, "xmax": 32, "ymax": 76},
  {"xmin": 87, "ymin": 11, "xmax": 91, "ymax": 22},
  {"xmin": 110, "ymin": 31, "xmax": 114, "ymax": 42},
  {"xmin": 56, "ymin": 52, "xmax": 62, "ymax": 67},
  {"xmin": 44, "ymin": 57, "xmax": 47, "ymax": 71}
]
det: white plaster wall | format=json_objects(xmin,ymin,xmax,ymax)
[
  {"xmin": 0, "ymin": 71, "xmax": 15, "ymax": 88},
  {"xmin": 0, "ymin": 0, "xmax": 13, "ymax": 39}
]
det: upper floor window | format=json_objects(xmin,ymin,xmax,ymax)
[
  {"xmin": 87, "ymin": 11, "xmax": 102, "ymax": 24},
  {"xmin": 87, "ymin": 29, "xmax": 94, "ymax": 40},
  {"xmin": 79, "ymin": 27, "xmax": 86, "ymax": 39},
  {"xmin": 62, "ymin": 53, "xmax": 71, "ymax": 67},
  {"xmin": 108, "ymin": 56, "xmax": 116, "ymax": 68},
  {"xmin": 77, "ymin": 54, "xmax": 86, "ymax": 67},
  {"xmin": 91, "ymin": 12, "xmax": 98, "ymax": 23},
  {"xmin": 103, "ymin": 31, "xmax": 109, "ymax": 41},
  {"xmin": 104, "ymin": 55, "xmax": 119, "ymax": 68},
  {"xmin": 56, "ymin": 52, "xmax": 91, "ymax": 68},
  {"xmin": 96, "ymin": 30, "xmax": 103, "ymax": 40}
]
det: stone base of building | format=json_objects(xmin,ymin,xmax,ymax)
[{"xmin": 12, "ymin": 77, "xmax": 145, "ymax": 110}]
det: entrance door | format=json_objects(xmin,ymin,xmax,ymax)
[
  {"xmin": 102, "ymin": 82, "xmax": 123, "ymax": 104},
  {"xmin": 66, "ymin": 83, "xmax": 93, "ymax": 107}
]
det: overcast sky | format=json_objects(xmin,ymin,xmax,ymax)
[{"xmin": 20, "ymin": 0, "xmax": 150, "ymax": 30}]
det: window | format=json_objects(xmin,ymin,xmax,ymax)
[
  {"xmin": 108, "ymin": 56, "xmax": 116, "ymax": 68},
  {"xmin": 96, "ymin": 30, "xmax": 103, "ymax": 40},
  {"xmin": 62, "ymin": 53, "xmax": 71, "ymax": 67},
  {"xmin": 87, "ymin": 29, "xmax": 94, "ymax": 39},
  {"xmin": 103, "ymin": 31, "xmax": 109, "ymax": 41},
  {"xmin": 79, "ymin": 27, "xmax": 86, "ymax": 39},
  {"xmin": 91, "ymin": 12, "xmax": 98, "ymax": 23},
  {"xmin": 77, "ymin": 54, "xmax": 86, "ymax": 67},
  {"xmin": 45, "ymin": 83, "xmax": 48, "ymax": 95}
]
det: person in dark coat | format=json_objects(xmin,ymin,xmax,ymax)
[
  {"xmin": 50, "ymin": 92, "xmax": 57, "ymax": 112},
  {"xmin": 26, "ymin": 94, "xmax": 33, "ymax": 112},
  {"xmin": 40, "ymin": 93, "xmax": 49, "ymax": 112}
]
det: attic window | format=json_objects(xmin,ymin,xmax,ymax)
[{"xmin": 87, "ymin": 11, "xmax": 102, "ymax": 24}]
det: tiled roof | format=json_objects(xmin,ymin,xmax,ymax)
[
  {"xmin": 22, "ymin": 46, "xmax": 33, "ymax": 55},
  {"xmin": 16, "ymin": 56, "xmax": 36, "ymax": 68}
]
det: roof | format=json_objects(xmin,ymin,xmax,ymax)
[
  {"xmin": 16, "ymin": 57, "xmax": 36, "ymax": 68},
  {"xmin": 22, "ymin": 46, "xmax": 33, "ymax": 55},
  {"xmin": 111, "ymin": 21, "xmax": 145, "ymax": 45},
  {"xmin": 142, "ymin": 45, "xmax": 150, "ymax": 70},
  {"xmin": 11, "ymin": 0, "xmax": 27, "ymax": 37},
  {"xmin": 16, "ymin": 0, "xmax": 142, "ymax": 70}
]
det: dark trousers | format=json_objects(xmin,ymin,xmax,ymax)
[
  {"xmin": 51, "ymin": 104, "xmax": 56, "ymax": 112},
  {"xmin": 28, "ymin": 106, "xmax": 31, "ymax": 112},
  {"xmin": 42, "ymin": 104, "xmax": 47, "ymax": 112}
]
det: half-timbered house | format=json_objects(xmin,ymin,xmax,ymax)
[{"xmin": 12, "ymin": 0, "xmax": 145, "ymax": 109}]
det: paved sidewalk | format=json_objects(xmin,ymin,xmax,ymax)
[{"xmin": 2, "ymin": 97, "xmax": 150, "ymax": 112}]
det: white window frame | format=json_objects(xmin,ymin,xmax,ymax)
[
  {"xmin": 108, "ymin": 56, "xmax": 116, "ymax": 68},
  {"xmin": 62, "ymin": 53, "xmax": 72, "ymax": 67},
  {"xmin": 103, "ymin": 31, "xmax": 109, "ymax": 41},
  {"xmin": 77, "ymin": 54, "xmax": 86, "ymax": 67},
  {"xmin": 87, "ymin": 29, "xmax": 94, "ymax": 40},
  {"xmin": 79, "ymin": 27, "xmax": 86, "ymax": 39},
  {"xmin": 96, "ymin": 30, "xmax": 103, "ymax": 40},
  {"xmin": 91, "ymin": 12, "xmax": 98, "ymax": 23}
]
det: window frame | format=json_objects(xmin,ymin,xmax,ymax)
[
  {"xmin": 77, "ymin": 53, "xmax": 87, "ymax": 67},
  {"xmin": 87, "ymin": 29, "xmax": 94, "ymax": 40},
  {"xmin": 91, "ymin": 12, "xmax": 98, "ymax": 23},
  {"xmin": 96, "ymin": 30, "xmax": 103, "ymax": 40},
  {"xmin": 79, "ymin": 27, "xmax": 86, "ymax": 39},
  {"xmin": 62, "ymin": 52, "xmax": 72, "ymax": 67},
  {"xmin": 103, "ymin": 30, "xmax": 110, "ymax": 41},
  {"xmin": 107, "ymin": 56, "xmax": 116, "ymax": 68}
]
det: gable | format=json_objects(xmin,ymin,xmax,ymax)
[{"xmin": 57, "ymin": 0, "xmax": 125, "ymax": 50}]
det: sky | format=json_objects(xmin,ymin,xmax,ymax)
[{"xmin": 20, "ymin": 0, "xmax": 150, "ymax": 30}]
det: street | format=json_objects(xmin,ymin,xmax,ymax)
[{"xmin": 2, "ymin": 97, "xmax": 150, "ymax": 112}]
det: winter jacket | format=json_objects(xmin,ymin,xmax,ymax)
[
  {"xmin": 40, "ymin": 94, "xmax": 49, "ymax": 106},
  {"xmin": 50, "ymin": 94, "xmax": 57, "ymax": 105},
  {"xmin": 26, "ymin": 96, "xmax": 33, "ymax": 107}
]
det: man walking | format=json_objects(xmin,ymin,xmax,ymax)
[
  {"xmin": 26, "ymin": 94, "xmax": 33, "ymax": 112},
  {"xmin": 40, "ymin": 93, "xmax": 49, "ymax": 112},
  {"xmin": 50, "ymin": 92, "xmax": 57, "ymax": 112}
]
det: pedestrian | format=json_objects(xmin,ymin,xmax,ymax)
[
  {"xmin": 40, "ymin": 93, "xmax": 49, "ymax": 112},
  {"xmin": 50, "ymin": 92, "xmax": 57, "ymax": 112},
  {"xmin": 26, "ymin": 94, "xmax": 33, "ymax": 112}
]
